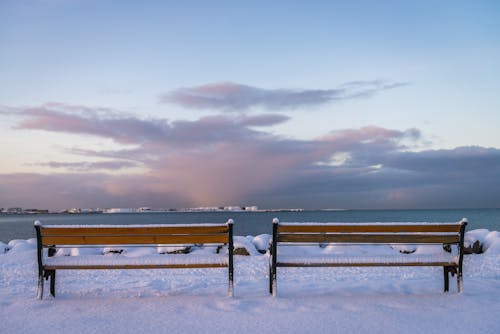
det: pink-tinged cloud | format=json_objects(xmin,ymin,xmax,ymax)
[
  {"xmin": 3, "ymin": 104, "xmax": 290, "ymax": 146},
  {"xmin": 8, "ymin": 104, "xmax": 170, "ymax": 144},
  {"xmin": 319, "ymin": 126, "xmax": 419, "ymax": 143},
  {"xmin": 160, "ymin": 81, "xmax": 409, "ymax": 111},
  {"xmin": 317, "ymin": 126, "xmax": 421, "ymax": 154},
  {"xmin": 36, "ymin": 161, "xmax": 141, "ymax": 171}
]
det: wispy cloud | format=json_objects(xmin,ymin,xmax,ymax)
[
  {"xmin": 2, "ymin": 103, "xmax": 500, "ymax": 210},
  {"xmin": 35, "ymin": 161, "xmax": 141, "ymax": 172},
  {"xmin": 160, "ymin": 81, "xmax": 409, "ymax": 111}
]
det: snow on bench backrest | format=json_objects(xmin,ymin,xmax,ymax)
[
  {"xmin": 36, "ymin": 221, "xmax": 232, "ymax": 246},
  {"xmin": 274, "ymin": 219, "xmax": 467, "ymax": 244}
]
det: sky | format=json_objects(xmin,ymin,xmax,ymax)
[{"xmin": 1, "ymin": 0, "xmax": 500, "ymax": 210}]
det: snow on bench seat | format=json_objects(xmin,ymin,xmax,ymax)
[
  {"xmin": 44, "ymin": 254, "xmax": 229, "ymax": 269},
  {"xmin": 276, "ymin": 254, "xmax": 458, "ymax": 266}
]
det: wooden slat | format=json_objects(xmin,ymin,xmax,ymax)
[
  {"xmin": 42, "ymin": 234, "xmax": 228, "ymax": 246},
  {"xmin": 276, "ymin": 261, "xmax": 457, "ymax": 267},
  {"xmin": 44, "ymin": 263, "xmax": 228, "ymax": 270},
  {"xmin": 41, "ymin": 225, "xmax": 228, "ymax": 236},
  {"xmin": 278, "ymin": 224, "xmax": 462, "ymax": 233},
  {"xmin": 277, "ymin": 233, "xmax": 460, "ymax": 244}
]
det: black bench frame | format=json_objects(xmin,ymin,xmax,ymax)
[{"xmin": 35, "ymin": 220, "xmax": 234, "ymax": 299}]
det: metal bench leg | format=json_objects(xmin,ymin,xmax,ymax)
[
  {"xmin": 457, "ymin": 272, "xmax": 463, "ymax": 293},
  {"xmin": 269, "ymin": 261, "xmax": 273, "ymax": 294},
  {"xmin": 271, "ymin": 219, "xmax": 277, "ymax": 297},
  {"xmin": 228, "ymin": 268, "xmax": 234, "ymax": 297},
  {"xmin": 443, "ymin": 266, "xmax": 450, "ymax": 292},
  {"xmin": 269, "ymin": 254, "xmax": 277, "ymax": 296},
  {"xmin": 270, "ymin": 263, "xmax": 277, "ymax": 297},
  {"xmin": 227, "ymin": 219, "xmax": 234, "ymax": 297},
  {"xmin": 49, "ymin": 270, "xmax": 56, "ymax": 297},
  {"xmin": 37, "ymin": 274, "xmax": 44, "ymax": 299}
]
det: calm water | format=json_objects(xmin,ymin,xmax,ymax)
[{"xmin": 1, "ymin": 209, "xmax": 499, "ymax": 243}]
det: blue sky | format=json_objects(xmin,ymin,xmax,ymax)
[{"xmin": 1, "ymin": 0, "xmax": 500, "ymax": 210}]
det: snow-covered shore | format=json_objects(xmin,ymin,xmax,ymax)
[{"xmin": 1, "ymin": 229, "xmax": 499, "ymax": 334}]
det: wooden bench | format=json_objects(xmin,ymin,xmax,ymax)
[
  {"xmin": 34, "ymin": 220, "xmax": 234, "ymax": 299},
  {"xmin": 269, "ymin": 218, "xmax": 467, "ymax": 296}
]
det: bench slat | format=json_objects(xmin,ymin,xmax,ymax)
[
  {"xmin": 44, "ymin": 263, "xmax": 228, "ymax": 270},
  {"xmin": 278, "ymin": 224, "xmax": 462, "ymax": 233},
  {"xmin": 42, "ymin": 234, "xmax": 228, "ymax": 246},
  {"xmin": 276, "ymin": 261, "xmax": 456, "ymax": 267},
  {"xmin": 277, "ymin": 233, "xmax": 460, "ymax": 244},
  {"xmin": 41, "ymin": 225, "xmax": 228, "ymax": 236}
]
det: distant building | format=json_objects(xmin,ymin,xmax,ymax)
[
  {"xmin": 81, "ymin": 208, "xmax": 103, "ymax": 214},
  {"xmin": 104, "ymin": 208, "xmax": 136, "ymax": 214},
  {"xmin": 137, "ymin": 207, "xmax": 152, "ymax": 212},
  {"xmin": 5, "ymin": 208, "xmax": 23, "ymax": 214},
  {"xmin": 182, "ymin": 205, "xmax": 259, "ymax": 212},
  {"xmin": 24, "ymin": 209, "xmax": 49, "ymax": 214},
  {"xmin": 224, "ymin": 206, "xmax": 243, "ymax": 211}
]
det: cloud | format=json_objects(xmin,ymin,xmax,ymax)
[
  {"xmin": 9, "ymin": 104, "xmax": 170, "ymax": 144},
  {"xmin": 246, "ymin": 145, "xmax": 500, "ymax": 209},
  {"xmin": 2, "ymin": 103, "xmax": 500, "ymax": 210},
  {"xmin": 35, "ymin": 160, "xmax": 141, "ymax": 171},
  {"xmin": 160, "ymin": 81, "xmax": 408, "ymax": 111},
  {"xmin": 2, "ymin": 104, "xmax": 290, "ymax": 146}
]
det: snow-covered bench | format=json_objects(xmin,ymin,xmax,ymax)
[
  {"xmin": 269, "ymin": 219, "xmax": 467, "ymax": 296},
  {"xmin": 34, "ymin": 220, "xmax": 234, "ymax": 299}
]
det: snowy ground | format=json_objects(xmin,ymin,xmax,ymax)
[{"xmin": 1, "ymin": 230, "xmax": 499, "ymax": 334}]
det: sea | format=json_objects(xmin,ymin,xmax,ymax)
[{"xmin": 1, "ymin": 208, "xmax": 499, "ymax": 243}]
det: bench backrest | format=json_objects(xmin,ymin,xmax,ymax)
[
  {"xmin": 273, "ymin": 219, "xmax": 467, "ymax": 245},
  {"xmin": 35, "ymin": 222, "xmax": 233, "ymax": 246}
]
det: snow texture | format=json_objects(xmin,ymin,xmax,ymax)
[
  {"xmin": 1, "ymin": 229, "xmax": 499, "ymax": 334},
  {"xmin": 277, "ymin": 221, "xmax": 466, "ymax": 226},
  {"xmin": 44, "ymin": 254, "xmax": 228, "ymax": 267},
  {"xmin": 39, "ymin": 223, "xmax": 231, "ymax": 228},
  {"xmin": 252, "ymin": 234, "xmax": 272, "ymax": 253}
]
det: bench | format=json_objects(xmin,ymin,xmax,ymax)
[
  {"xmin": 34, "ymin": 220, "xmax": 234, "ymax": 299},
  {"xmin": 269, "ymin": 218, "xmax": 467, "ymax": 296}
]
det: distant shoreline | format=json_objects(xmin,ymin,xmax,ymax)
[{"xmin": 3, "ymin": 207, "xmax": 500, "ymax": 216}]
